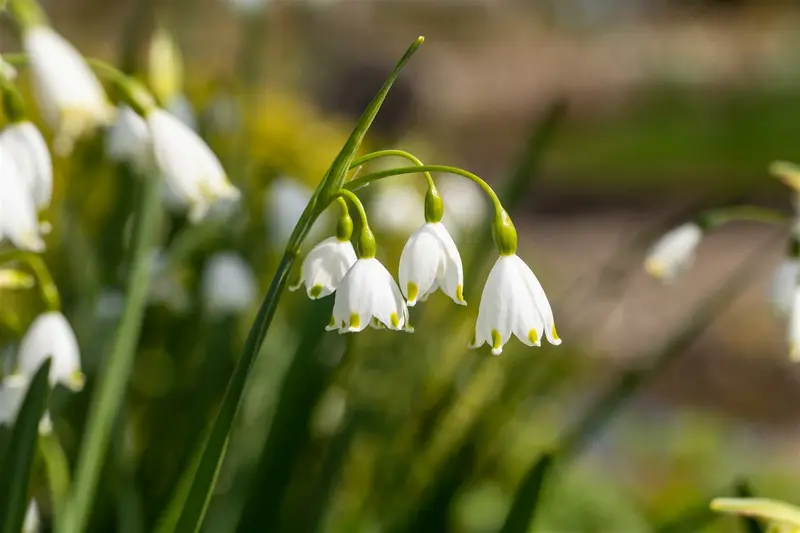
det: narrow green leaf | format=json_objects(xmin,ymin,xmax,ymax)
[
  {"xmin": 61, "ymin": 172, "xmax": 163, "ymax": 533},
  {"xmin": 172, "ymin": 38, "xmax": 425, "ymax": 533},
  {"xmin": 0, "ymin": 358, "xmax": 51, "ymax": 533},
  {"xmin": 497, "ymin": 453, "xmax": 555, "ymax": 533},
  {"xmin": 37, "ymin": 429, "xmax": 71, "ymax": 525}
]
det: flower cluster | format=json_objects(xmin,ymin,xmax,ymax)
[
  {"xmin": 290, "ymin": 163, "xmax": 562, "ymax": 355},
  {"xmin": 645, "ymin": 161, "xmax": 800, "ymax": 360}
]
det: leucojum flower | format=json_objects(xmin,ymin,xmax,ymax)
[
  {"xmin": 8, "ymin": 0, "xmax": 114, "ymax": 154},
  {"xmin": 290, "ymin": 152, "xmax": 562, "ymax": 354},
  {"xmin": 646, "ymin": 161, "xmax": 800, "ymax": 360}
]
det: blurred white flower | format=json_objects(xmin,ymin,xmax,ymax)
[
  {"xmin": 148, "ymin": 24, "xmax": 184, "ymax": 108},
  {"xmin": 202, "ymin": 252, "xmax": 258, "ymax": 314},
  {"xmin": 0, "ymin": 374, "xmax": 29, "ymax": 426},
  {"xmin": 264, "ymin": 177, "xmax": 328, "ymax": 248},
  {"xmin": 0, "ymin": 121, "xmax": 52, "ymax": 209},
  {"xmin": 23, "ymin": 499, "xmax": 39, "ymax": 533},
  {"xmin": 17, "ymin": 311, "xmax": 84, "ymax": 391},
  {"xmin": 0, "ymin": 56, "xmax": 17, "ymax": 81},
  {"xmin": 369, "ymin": 181, "xmax": 423, "ymax": 235},
  {"xmin": 327, "ymin": 258, "xmax": 411, "ymax": 333},
  {"xmin": 438, "ymin": 174, "xmax": 488, "ymax": 241},
  {"xmin": 24, "ymin": 26, "xmax": 113, "ymax": 155},
  {"xmin": 290, "ymin": 236, "xmax": 357, "ymax": 300},
  {"xmin": 771, "ymin": 258, "xmax": 799, "ymax": 317},
  {"xmin": 790, "ymin": 286, "xmax": 800, "ymax": 361},
  {"xmin": 644, "ymin": 223, "xmax": 703, "ymax": 282},
  {"xmin": 165, "ymin": 94, "xmax": 197, "ymax": 131},
  {"xmin": 0, "ymin": 147, "xmax": 46, "ymax": 252},
  {"xmin": 399, "ymin": 222, "xmax": 465, "ymax": 306},
  {"xmin": 203, "ymin": 94, "xmax": 242, "ymax": 135},
  {"xmin": 105, "ymin": 105, "xmax": 152, "ymax": 170},
  {"xmin": 95, "ymin": 288, "xmax": 125, "ymax": 320},
  {"xmin": 469, "ymin": 254, "xmax": 560, "ymax": 355},
  {"xmin": 148, "ymin": 108, "xmax": 240, "ymax": 222},
  {"xmin": 148, "ymin": 250, "xmax": 191, "ymax": 313}
]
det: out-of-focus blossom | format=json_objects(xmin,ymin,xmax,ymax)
[
  {"xmin": 105, "ymin": 105, "xmax": 152, "ymax": 170},
  {"xmin": 17, "ymin": 311, "xmax": 84, "ymax": 391},
  {"xmin": 438, "ymin": 174, "xmax": 488, "ymax": 241},
  {"xmin": 264, "ymin": 177, "xmax": 328, "ymax": 248},
  {"xmin": 369, "ymin": 181, "xmax": 424, "ymax": 235},
  {"xmin": 0, "ymin": 147, "xmax": 46, "ymax": 252},
  {"xmin": 24, "ymin": 26, "xmax": 114, "ymax": 154},
  {"xmin": 201, "ymin": 252, "xmax": 258, "ymax": 314},
  {"xmin": 644, "ymin": 223, "xmax": 703, "ymax": 282},
  {"xmin": 148, "ymin": 108, "xmax": 240, "ymax": 222},
  {"xmin": 0, "ymin": 56, "xmax": 17, "ymax": 81},
  {"xmin": 0, "ymin": 121, "xmax": 52, "ymax": 209},
  {"xmin": 148, "ymin": 24, "xmax": 184, "ymax": 107},
  {"xmin": 0, "ymin": 269, "xmax": 35, "ymax": 289},
  {"xmin": 23, "ymin": 499, "xmax": 40, "ymax": 533},
  {"xmin": 771, "ymin": 258, "xmax": 799, "ymax": 317}
]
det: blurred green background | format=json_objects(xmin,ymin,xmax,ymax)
[{"xmin": 4, "ymin": 0, "xmax": 800, "ymax": 531}]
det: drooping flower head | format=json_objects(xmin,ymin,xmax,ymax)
[
  {"xmin": 0, "ymin": 146, "xmax": 46, "ymax": 252},
  {"xmin": 290, "ymin": 236, "xmax": 357, "ymax": 300},
  {"xmin": 22, "ymin": 25, "xmax": 114, "ymax": 154},
  {"xmin": 328, "ymin": 257, "xmax": 410, "ymax": 333},
  {"xmin": 0, "ymin": 120, "xmax": 53, "ymax": 209},
  {"xmin": 147, "ymin": 108, "xmax": 240, "ymax": 222},
  {"xmin": 201, "ymin": 252, "xmax": 258, "ymax": 314},
  {"xmin": 105, "ymin": 104, "xmax": 152, "ymax": 171},
  {"xmin": 645, "ymin": 222, "xmax": 703, "ymax": 282},
  {"xmin": 17, "ymin": 311, "xmax": 84, "ymax": 391},
  {"xmin": 469, "ymin": 208, "xmax": 561, "ymax": 355}
]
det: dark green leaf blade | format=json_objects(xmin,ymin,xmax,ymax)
[
  {"xmin": 0, "ymin": 358, "xmax": 52, "ymax": 533},
  {"xmin": 497, "ymin": 453, "xmax": 554, "ymax": 533}
]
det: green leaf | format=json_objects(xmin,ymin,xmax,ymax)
[
  {"xmin": 0, "ymin": 358, "xmax": 51, "ymax": 533},
  {"xmin": 497, "ymin": 453, "xmax": 554, "ymax": 533},
  {"xmin": 171, "ymin": 37, "xmax": 425, "ymax": 533}
]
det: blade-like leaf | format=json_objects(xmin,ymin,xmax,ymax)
[
  {"xmin": 172, "ymin": 38, "xmax": 424, "ymax": 533},
  {"xmin": 0, "ymin": 358, "xmax": 52, "ymax": 533},
  {"xmin": 497, "ymin": 453, "xmax": 555, "ymax": 533}
]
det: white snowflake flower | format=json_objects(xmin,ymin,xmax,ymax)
[
  {"xmin": 290, "ymin": 236, "xmax": 357, "ymax": 300},
  {"xmin": 399, "ymin": 222, "xmax": 465, "ymax": 306},
  {"xmin": 17, "ymin": 311, "xmax": 84, "ymax": 391},
  {"xmin": 645, "ymin": 222, "xmax": 703, "ymax": 282}
]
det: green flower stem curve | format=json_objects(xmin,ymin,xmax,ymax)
[
  {"xmin": 334, "ymin": 189, "xmax": 376, "ymax": 258},
  {"xmin": 60, "ymin": 172, "xmax": 163, "ymax": 533},
  {"xmin": 345, "ymin": 164, "xmax": 504, "ymax": 216},
  {"xmin": 350, "ymin": 149, "xmax": 436, "ymax": 190},
  {"xmin": 0, "ymin": 250, "xmax": 60, "ymax": 311}
]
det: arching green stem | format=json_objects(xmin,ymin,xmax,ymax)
[
  {"xmin": 0, "ymin": 250, "xmax": 60, "ymax": 311},
  {"xmin": 345, "ymin": 164, "xmax": 503, "ymax": 214},
  {"xmin": 344, "ymin": 164, "xmax": 517, "ymax": 254},
  {"xmin": 333, "ymin": 190, "xmax": 375, "ymax": 258},
  {"xmin": 350, "ymin": 149, "xmax": 436, "ymax": 190},
  {"xmin": 696, "ymin": 206, "xmax": 789, "ymax": 230}
]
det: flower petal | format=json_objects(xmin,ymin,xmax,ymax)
[{"xmin": 399, "ymin": 224, "xmax": 442, "ymax": 305}]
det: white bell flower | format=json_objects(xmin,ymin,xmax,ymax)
[
  {"xmin": 17, "ymin": 311, "xmax": 85, "ymax": 391},
  {"xmin": 0, "ymin": 121, "xmax": 53, "ymax": 208},
  {"xmin": 771, "ymin": 259, "xmax": 799, "ymax": 317},
  {"xmin": 24, "ymin": 26, "xmax": 114, "ymax": 155},
  {"xmin": 23, "ymin": 500, "xmax": 40, "ymax": 533},
  {"xmin": 399, "ymin": 222, "xmax": 465, "ymax": 306},
  {"xmin": 202, "ymin": 252, "xmax": 258, "ymax": 314},
  {"xmin": 147, "ymin": 108, "xmax": 240, "ymax": 222},
  {"xmin": 0, "ymin": 148, "xmax": 46, "ymax": 252},
  {"xmin": 326, "ymin": 257, "xmax": 411, "ymax": 333},
  {"xmin": 645, "ymin": 222, "xmax": 703, "ymax": 282},
  {"xmin": 469, "ymin": 254, "xmax": 560, "ymax": 355},
  {"xmin": 105, "ymin": 105, "xmax": 152, "ymax": 171},
  {"xmin": 290, "ymin": 236, "xmax": 357, "ymax": 300}
]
